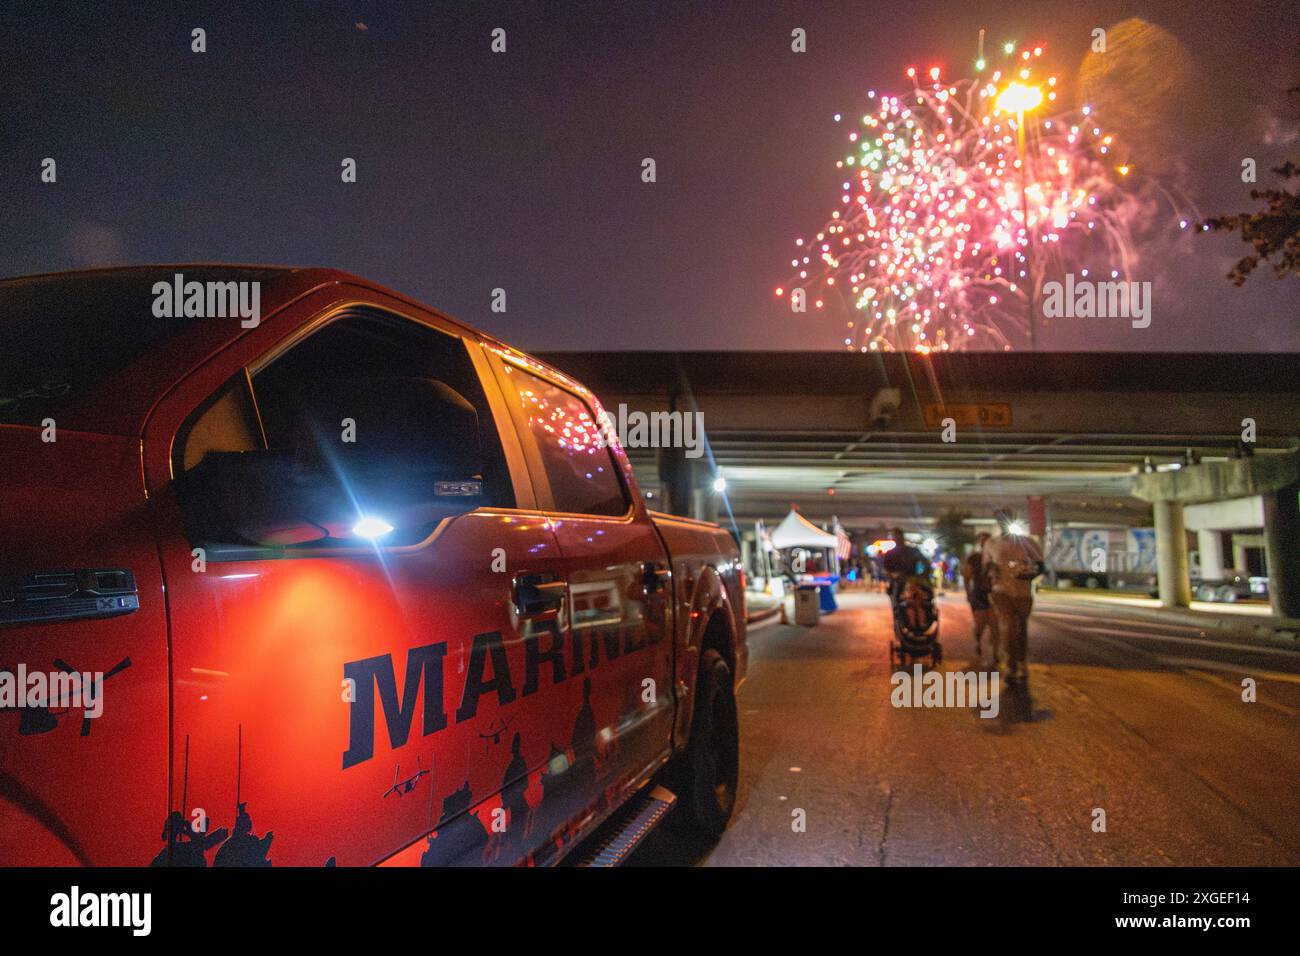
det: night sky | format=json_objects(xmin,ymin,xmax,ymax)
[{"xmin": 4, "ymin": 1, "xmax": 1297, "ymax": 351}]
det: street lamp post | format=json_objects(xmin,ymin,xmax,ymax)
[
  {"xmin": 1015, "ymin": 116, "xmax": 1035, "ymax": 350},
  {"xmin": 995, "ymin": 82, "xmax": 1044, "ymax": 350}
]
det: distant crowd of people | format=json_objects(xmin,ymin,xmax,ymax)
[
  {"xmin": 788, "ymin": 510, "xmax": 1046, "ymax": 684},
  {"xmin": 865, "ymin": 509, "xmax": 1044, "ymax": 686},
  {"xmin": 849, "ymin": 544, "xmax": 964, "ymax": 594}
]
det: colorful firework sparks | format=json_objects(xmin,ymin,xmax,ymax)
[{"xmin": 779, "ymin": 41, "xmax": 1152, "ymax": 352}]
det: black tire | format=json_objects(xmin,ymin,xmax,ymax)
[{"xmin": 678, "ymin": 649, "xmax": 739, "ymax": 840}]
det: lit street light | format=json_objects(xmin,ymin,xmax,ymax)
[{"xmin": 995, "ymin": 81, "xmax": 1044, "ymax": 116}]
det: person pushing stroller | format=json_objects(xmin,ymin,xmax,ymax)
[
  {"xmin": 883, "ymin": 528, "xmax": 942, "ymax": 665},
  {"xmin": 881, "ymin": 528, "xmax": 928, "ymax": 601}
]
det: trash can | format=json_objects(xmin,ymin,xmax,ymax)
[
  {"xmin": 818, "ymin": 582, "xmax": 838, "ymax": 613},
  {"xmin": 794, "ymin": 585, "xmax": 821, "ymax": 626}
]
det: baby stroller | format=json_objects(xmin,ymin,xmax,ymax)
[{"xmin": 888, "ymin": 575, "xmax": 942, "ymax": 667}]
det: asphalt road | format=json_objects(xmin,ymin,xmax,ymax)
[{"xmin": 628, "ymin": 589, "xmax": 1300, "ymax": 866}]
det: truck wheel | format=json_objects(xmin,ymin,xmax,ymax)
[{"xmin": 679, "ymin": 649, "xmax": 739, "ymax": 840}]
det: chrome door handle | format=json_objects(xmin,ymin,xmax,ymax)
[
  {"xmin": 642, "ymin": 562, "xmax": 671, "ymax": 593},
  {"xmin": 513, "ymin": 572, "xmax": 566, "ymax": 618}
]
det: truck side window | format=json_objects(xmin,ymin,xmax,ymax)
[
  {"xmin": 510, "ymin": 370, "xmax": 629, "ymax": 517},
  {"xmin": 251, "ymin": 308, "xmax": 515, "ymax": 509},
  {"xmin": 175, "ymin": 374, "xmax": 263, "ymax": 473}
]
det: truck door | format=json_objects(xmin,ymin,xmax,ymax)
[
  {"xmin": 145, "ymin": 296, "xmax": 577, "ymax": 866},
  {"xmin": 491, "ymin": 354, "xmax": 675, "ymax": 802}
]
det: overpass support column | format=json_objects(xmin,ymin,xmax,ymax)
[
  {"xmin": 1262, "ymin": 482, "xmax": 1300, "ymax": 620},
  {"xmin": 658, "ymin": 446, "xmax": 692, "ymax": 518},
  {"xmin": 1197, "ymin": 530, "xmax": 1225, "ymax": 581},
  {"xmin": 1027, "ymin": 496, "xmax": 1047, "ymax": 538},
  {"xmin": 1153, "ymin": 499, "xmax": 1192, "ymax": 608},
  {"xmin": 658, "ymin": 446, "xmax": 718, "ymax": 521},
  {"xmin": 693, "ymin": 483, "xmax": 719, "ymax": 524}
]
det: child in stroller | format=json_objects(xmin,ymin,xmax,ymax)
[{"xmin": 888, "ymin": 573, "xmax": 942, "ymax": 667}]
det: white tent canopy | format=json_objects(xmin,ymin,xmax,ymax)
[{"xmin": 769, "ymin": 509, "xmax": 838, "ymax": 550}]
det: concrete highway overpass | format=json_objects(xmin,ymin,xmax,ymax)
[{"xmin": 539, "ymin": 351, "xmax": 1300, "ymax": 616}]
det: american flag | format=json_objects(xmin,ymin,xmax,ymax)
[{"xmin": 832, "ymin": 517, "xmax": 852, "ymax": 563}]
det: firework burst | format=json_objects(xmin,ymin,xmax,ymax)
[{"xmin": 779, "ymin": 42, "xmax": 1152, "ymax": 352}]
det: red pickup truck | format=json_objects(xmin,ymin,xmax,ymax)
[{"xmin": 0, "ymin": 266, "xmax": 745, "ymax": 866}]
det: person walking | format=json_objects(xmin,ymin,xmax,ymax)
[
  {"xmin": 984, "ymin": 511, "xmax": 1045, "ymax": 686},
  {"xmin": 961, "ymin": 532, "xmax": 997, "ymax": 665},
  {"xmin": 881, "ymin": 527, "xmax": 927, "ymax": 602}
]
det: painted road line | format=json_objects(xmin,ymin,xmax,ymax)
[
  {"xmin": 1159, "ymin": 657, "xmax": 1300, "ymax": 686},
  {"xmin": 1036, "ymin": 610, "xmax": 1208, "ymax": 634},
  {"xmin": 1049, "ymin": 629, "xmax": 1298, "ymax": 715},
  {"xmin": 1173, "ymin": 667, "xmax": 1297, "ymax": 716},
  {"xmin": 1064, "ymin": 625, "xmax": 1300, "ymax": 659}
]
